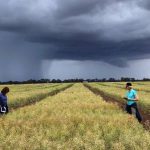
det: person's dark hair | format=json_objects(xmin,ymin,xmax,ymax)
[
  {"xmin": 126, "ymin": 82, "xmax": 132, "ymax": 87},
  {"xmin": 1, "ymin": 87, "xmax": 10, "ymax": 95}
]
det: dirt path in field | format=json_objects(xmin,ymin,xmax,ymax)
[
  {"xmin": 84, "ymin": 84, "xmax": 150, "ymax": 130},
  {"xmin": 9, "ymin": 84, "xmax": 74, "ymax": 111}
]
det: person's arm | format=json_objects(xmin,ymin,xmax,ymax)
[
  {"xmin": 0, "ymin": 98, "xmax": 5, "ymax": 107},
  {"xmin": 0, "ymin": 95, "xmax": 3, "ymax": 106},
  {"xmin": 128, "ymin": 96, "xmax": 138, "ymax": 101},
  {"xmin": 123, "ymin": 91, "xmax": 139, "ymax": 101},
  {"xmin": 127, "ymin": 98, "xmax": 138, "ymax": 101},
  {"xmin": 128, "ymin": 91, "xmax": 139, "ymax": 101}
]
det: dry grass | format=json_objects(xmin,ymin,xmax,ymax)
[
  {"xmin": 1, "ymin": 83, "xmax": 70, "ymax": 109},
  {"xmin": 90, "ymin": 82, "xmax": 150, "ymax": 113},
  {"xmin": 0, "ymin": 84, "xmax": 150, "ymax": 150}
]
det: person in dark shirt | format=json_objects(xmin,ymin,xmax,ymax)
[{"xmin": 0, "ymin": 87, "xmax": 10, "ymax": 114}]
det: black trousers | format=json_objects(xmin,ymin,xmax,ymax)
[{"xmin": 126, "ymin": 103, "xmax": 142, "ymax": 122}]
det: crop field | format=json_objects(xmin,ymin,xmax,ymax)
[
  {"xmin": 86, "ymin": 82, "xmax": 150, "ymax": 114},
  {"xmin": 0, "ymin": 83, "xmax": 150, "ymax": 150},
  {"xmin": 1, "ymin": 83, "xmax": 72, "ymax": 110}
]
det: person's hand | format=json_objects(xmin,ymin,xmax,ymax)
[{"xmin": 123, "ymin": 97, "xmax": 128, "ymax": 100}]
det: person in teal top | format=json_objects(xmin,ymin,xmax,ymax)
[
  {"xmin": 124, "ymin": 83, "xmax": 142, "ymax": 122},
  {"xmin": 126, "ymin": 88, "xmax": 137, "ymax": 105}
]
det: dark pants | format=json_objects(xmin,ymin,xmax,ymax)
[{"xmin": 126, "ymin": 103, "xmax": 142, "ymax": 122}]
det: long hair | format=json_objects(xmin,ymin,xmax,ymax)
[{"xmin": 1, "ymin": 87, "xmax": 10, "ymax": 95}]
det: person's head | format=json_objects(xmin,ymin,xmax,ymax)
[
  {"xmin": 126, "ymin": 82, "xmax": 132, "ymax": 90},
  {"xmin": 1, "ymin": 87, "xmax": 10, "ymax": 95}
]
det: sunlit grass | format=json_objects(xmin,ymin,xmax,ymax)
[
  {"xmin": 1, "ymin": 83, "xmax": 71, "ymax": 109},
  {"xmin": 0, "ymin": 84, "xmax": 149, "ymax": 150},
  {"xmin": 90, "ymin": 82, "xmax": 150, "ymax": 113},
  {"xmin": 100, "ymin": 82, "xmax": 150, "ymax": 91},
  {"xmin": 0, "ymin": 83, "xmax": 60, "ymax": 93}
]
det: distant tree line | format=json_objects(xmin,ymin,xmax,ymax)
[{"xmin": 0, "ymin": 77, "xmax": 150, "ymax": 84}]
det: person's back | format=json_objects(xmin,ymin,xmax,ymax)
[{"xmin": 0, "ymin": 87, "xmax": 9, "ymax": 114}]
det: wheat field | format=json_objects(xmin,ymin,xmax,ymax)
[{"xmin": 0, "ymin": 83, "xmax": 150, "ymax": 150}]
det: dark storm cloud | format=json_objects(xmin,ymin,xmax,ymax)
[
  {"xmin": 138, "ymin": 0, "xmax": 150, "ymax": 10},
  {"xmin": 0, "ymin": 0, "xmax": 150, "ymax": 80}
]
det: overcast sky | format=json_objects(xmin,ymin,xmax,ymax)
[{"xmin": 0, "ymin": 0, "xmax": 150, "ymax": 81}]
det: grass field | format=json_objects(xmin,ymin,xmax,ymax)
[
  {"xmin": 1, "ymin": 83, "xmax": 72, "ymax": 110},
  {"xmin": 0, "ymin": 83, "xmax": 150, "ymax": 150},
  {"xmin": 101, "ymin": 82, "xmax": 150, "ymax": 92},
  {"xmin": 88, "ymin": 82, "xmax": 150, "ymax": 114}
]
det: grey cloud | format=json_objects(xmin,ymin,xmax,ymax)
[
  {"xmin": 0, "ymin": 0, "xmax": 150, "ymax": 80},
  {"xmin": 138, "ymin": 0, "xmax": 150, "ymax": 9}
]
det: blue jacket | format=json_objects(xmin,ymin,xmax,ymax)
[
  {"xmin": 0, "ymin": 93, "xmax": 7, "ymax": 107},
  {"xmin": 0, "ymin": 93, "xmax": 9, "ymax": 113}
]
